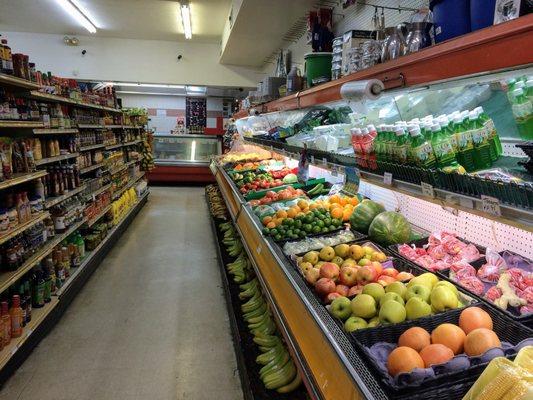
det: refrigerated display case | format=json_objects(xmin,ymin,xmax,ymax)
[{"xmin": 147, "ymin": 134, "xmax": 222, "ymax": 183}]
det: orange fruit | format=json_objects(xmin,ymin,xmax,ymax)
[
  {"xmin": 342, "ymin": 209, "xmax": 352, "ymax": 221},
  {"xmin": 349, "ymin": 197, "xmax": 359, "ymax": 206},
  {"xmin": 387, "ymin": 347, "xmax": 424, "ymax": 376},
  {"xmin": 297, "ymin": 199, "xmax": 309, "ymax": 209},
  {"xmin": 262, "ymin": 216, "xmax": 273, "ymax": 226},
  {"xmin": 330, "ymin": 208, "xmax": 343, "ymax": 219},
  {"xmin": 309, "ymin": 203, "xmax": 319, "ymax": 210},
  {"xmin": 431, "ymin": 324, "xmax": 466, "ymax": 355},
  {"xmin": 276, "ymin": 210, "xmax": 287, "ymax": 219},
  {"xmin": 274, "ymin": 218, "xmax": 284, "ymax": 226},
  {"xmin": 266, "ymin": 221, "xmax": 276, "ymax": 229},
  {"xmin": 329, "ymin": 194, "xmax": 340, "ymax": 204},
  {"xmin": 330, "ymin": 203, "xmax": 342, "ymax": 211},
  {"xmin": 287, "ymin": 208, "xmax": 298, "ymax": 218},
  {"xmin": 339, "ymin": 198, "xmax": 347, "ymax": 206},
  {"xmin": 398, "ymin": 327, "xmax": 431, "ymax": 352},
  {"xmin": 302, "ymin": 207, "xmax": 310, "ymax": 214}
]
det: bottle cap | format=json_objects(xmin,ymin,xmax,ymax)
[
  {"xmin": 361, "ymin": 128, "xmax": 369, "ymax": 135},
  {"xmin": 514, "ymin": 81, "xmax": 525, "ymax": 90},
  {"xmin": 468, "ymin": 111, "xmax": 477, "ymax": 120},
  {"xmin": 512, "ymin": 88, "xmax": 524, "ymax": 97},
  {"xmin": 408, "ymin": 125, "xmax": 421, "ymax": 136},
  {"xmin": 12, "ymin": 295, "xmax": 20, "ymax": 307},
  {"xmin": 453, "ymin": 115, "xmax": 462, "ymax": 124},
  {"xmin": 395, "ymin": 126, "xmax": 405, "ymax": 135},
  {"xmin": 431, "ymin": 124, "xmax": 441, "ymax": 132},
  {"xmin": 367, "ymin": 124, "xmax": 376, "ymax": 132}
]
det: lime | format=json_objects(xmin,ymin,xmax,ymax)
[
  {"xmin": 298, "ymin": 231, "xmax": 306, "ymax": 238},
  {"xmin": 331, "ymin": 218, "xmax": 341, "ymax": 226},
  {"xmin": 274, "ymin": 234, "xmax": 282, "ymax": 241},
  {"xmin": 286, "ymin": 230, "xmax": 294, "ymax": 237},
  {"xmin": 304, "ymin": 215, "xmax": 314, "ymax": 224},
  {"xmin": 321, "ymin": 227, "xmax": 329, "ymax": 233},
  {"xmin": 286, "ymin": 218, "xmax": 294, "ymax": 226},
  {"xmin": 293, "ymin": 228, "xmax": 301, "ymax": 235},
  {"xmin": 303, "ymin": 224, "xmax": 313, "ymax": 233},
  {"xmin": 312, "ymin": 226, "xmax": 321, "ymax": 234},
  {"xmin": 328, "ymin": 225, "xmax": 336, "ymax": 231},
  {"xmin": 323, "ymin": 218, "xmax": 331, "ymax": 226},
  {"xmin": 317, "ymin": 214, "xmax": 326, "ymax": 220},
  {"xmin": 262, "ymin": 228, "xmax": 270, "ymax": 235},
  {"xmin": 317, "ymin": 220, "xmax": 325, "ymax": 228},
  {"xmin": 291, "ymin": 234, "xmax": 298, "ymax": 239},
  {"xmin": 270, "ymin": 229, "xmax": 278, "ymax": 235},
  {"xmin": 294, "ymin": 220, "xmax": 302, "ymax": 229}
]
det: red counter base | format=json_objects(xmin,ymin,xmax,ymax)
[{"xmin": 147, "ymin": 165, "xmax": 216, "ymax": 184}]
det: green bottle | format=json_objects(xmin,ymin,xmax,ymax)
[
  {"xmin": 511, "ymin": 88, "xmax": 533, "ymax": 140},
  {"xmin": 469, "ymin": 111, "xmax": 492, "ymax": 170},
  {"xmin": 394, "ymin": 126, "xmax": 408, "ymax": 163},
  {"xmin": 409, "ymin": 125, "xmax": 436, "ymax": 169},
  {"xmin": 382, "ymin": 125, "xmax": 393, "ymax": 162},
  {"xmin": 452, "ymin": 115, "xmax": 476, "ymax": 172},
  {"xmin": 475, "ymin": 106, "xmax": 501, "ymax": 159},
  {"xmin": 431, "ymin": 123, "xmax": 457, "ymax": 169}
]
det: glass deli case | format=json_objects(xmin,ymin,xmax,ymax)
[
  {"xmin": 148, "ymin": 134, "xmax": 222, "ymax": 183},
  {"xmin": 153, "ymin": 134, "xmax": 222, "ymax": 165}
]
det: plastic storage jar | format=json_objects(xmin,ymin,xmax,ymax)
[{"xmin": 431, "ymin": 0, "xmax": 471, "ymax": 43}]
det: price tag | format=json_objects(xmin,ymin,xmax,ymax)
[
  {"xmin": 331, "ymin": 165, "xmax": 338, "ymax": 177},
  {"xmin": 256, "ymin": 245, "xmax": 262, "ymax": 254},
  {"xmin": 322, "ymin": 158, "xmax": 328, "ymax": 167},
  {"xmin": 421, "ymin": 182, "xmax": 435, "ymax": 198},
  {"xmin": 481, "ymin": 195, "xmax": 501, "ymax": 217},
  {"xmin": 383, "ymin": 172, "xmax": 393, "ymax": 185},
  {"xmin": 310, "ymin": 155, "xmax": 315, "ymax": 164}
]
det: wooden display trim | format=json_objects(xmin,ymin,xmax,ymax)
[
  {"xmin": 0, "ymin": 171, "xmax": 47, "ymax": 191},
  {"xmin": 33, "ymin": 128, "xmax": 79, "ymax": 135},
  {"xmin": 34, "ymin": 152, "xmax": 79, "ymax": 166},
  {"xmin": 234, "ymin": 15, "xmax": 533, "ymax": 117}
]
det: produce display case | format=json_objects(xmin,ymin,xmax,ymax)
[{"xmin": 147, "ymin": 134, "xmax": 222, "ymax": 184}]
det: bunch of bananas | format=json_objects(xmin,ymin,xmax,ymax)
[
  {"xmin": 239, "ymin": 279, "xmax": 302, "ymax": 393},
  {"xmin": 206, "ymin": 185, "xmax": 228, "ymax": 219},
  {"xmin": 139, "ymin": 131, "xmax": 154, "ymax": 171}
]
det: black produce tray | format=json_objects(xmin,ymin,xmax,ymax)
[
  {"xmin": 273, "ymin": 226, "xmax": 347, "ymax": 244},
  {"xmin": 349, "ymin": 303, "xmax": 533, "ymax": 399},
  {"xmin": 516, "ymin": 141, "xmax": 533, "ymax": 159},
  {"xmin": 209, "ymin": 217, "xmax": 309, "ymax": 400}
]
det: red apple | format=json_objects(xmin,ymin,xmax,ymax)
[
  {"xmin": 377, "ymin": 275, "xmax": 396, "ymax": 286},
  {"xmin": 304, "ymin": 268, "xmax": 320, "ymax": 285},
  {"xmin": 371, "ymin": 261, "xmax": 383, "ymax": 276},
  {"xmin": 339, "ymin": 266, "xmax": 358, "ymax": 287},
  {"xmin": 315, "ymin": 278, "xmax": 336, "ymax": 297},
  {"xmin": 357, "ymin": 266, "xmax": 377, "ymax": 284},
  {"xmin": 348, "ymin": 285, "xmax": 363, "ymax": 297},
  {"xmin": 335, "ymin": 284, "xmax": 350, "ymax": 296},
  {"xmin": 396, "ymin": 271, "xmax": 415, "ymax": 282},
  {"xmin": 325, "ymin": 292, "xmax": 341, "ymax": 304},
  {"xmin": 320, "ymin": 262, "xmax": 340, "ymax": 281},
  {"xmin": 380, "ymin": 268, "xmax": 399, "ymax": 278}
]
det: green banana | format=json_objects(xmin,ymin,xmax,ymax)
[
  {"xmin": 276, "ymin": 373, "xmax": 302, "ymax": 393},
  {"xmin": 259, "ymin": 346, "xmax": 272, "ymax": 353},
  {"xmin": 264, "ymin": 360, "xmax": 297, "ymax": 389},
  {"xmin": 253, "ymin": 334, "xmax": 280, "ymax": 348},
  {"xmin": 307, "ymin": 183, "xmax": 324, "ymax": 196},
  {"xmin": 242, "ymin": 303, "xmax": 267, "ymax": 320},
  {"xmin": 256, "ymin": 344, "xmax": 284, "ymax": 365},
  {"xmin": 246, "ymin": 310, "xmax": 270, "ymax": 325},
  {"xmin": 260, "ymin": 350, "xmax": 289, "ymax": 378},
  {"xmin": 241, "ymin": 296, "xmax": 265, "ymax": 313},
  {"xmin": 251, "ymin": 318, "xmax": 276, "ymax": 336},
  {"xmin": 239, "ymin": 278, "xmax": 258, "ymax": 290}
]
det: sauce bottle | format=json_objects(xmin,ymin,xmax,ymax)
[
  {"xmin": 10, "ymin": 295, "xmax": 23, "ymax": 338},
  {"xmin": 1, "ymin": 301, "xmax": 10, "ymax": 346},
  {"xmin": 24, "ymin": 281, "xmax": 32, "ymax": 323},
  {"xmin": 32, "ymin": 269, "xmax": 45, "ymax": 308},
  {"xmin": 1, "ymin": 39, "xmax": 13, "ymax": 75}
]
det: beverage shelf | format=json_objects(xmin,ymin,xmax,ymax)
[
  {"xmin": 86, "ymin": 203, "xmax": 112, "ymax": 227},
  {"xmin": 44, "ymin": 185, "xmax": 87, "ymax": 209},
  {"xmin": 33, "ymin": 128, "xmax": 79, "ymax": 135},
  {"xmin": 0, "ymin": 212, "xmax": 50, "ymax": 246},
  {"xmin": 0, "ymin": 121, "xmax": 44, "ymax": 129},
  {"xmin": 0, "ymin": 218, "xmax": 86, "ymax": 295},
  {"xmin": 78, "ymin": 143, "xmax": 105, "ymax": 152},
  {"xmin": 234, "ymin": 15, "xmax": 533, "ymax": 117},
  {"xmin": 0, "ymin": 73, "xmax": 40, "ymax": 90},
  {"xmin": 34, "ymin": 152, "xmax": 79, "ymax": 166},
  {"xmin": 0, "ymin": 171, "xmax": 47, "ymax": 191},
  {"xmin": 79, "ymin": 162, "xmax": 104, "ymax": 175},
  {"xmin": 0, "ymin": 297, "xmax": 59, "ymax": 371},
  {"xmin": 28, "ymin": 91, "xmax": 122, "ymax": 113}
]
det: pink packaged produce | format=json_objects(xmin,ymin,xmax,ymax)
[{"xmin": 397, "ymin": 231, "xmax": 483, "ymax": 272}]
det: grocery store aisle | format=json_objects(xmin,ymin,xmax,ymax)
[{"xmin": 0, "ymin": 187, "xmax": 243, "ymax": 400}]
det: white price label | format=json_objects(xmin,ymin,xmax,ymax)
[
  {"xmin": 310, "ymin": 155, "xmax": 315, "ymax": 164},
  {"xmin": 421, "ymin": 182, "xmax": 435, "ymax": 198},
  {"xmin": 383, "ymin": 172, "xmax": 393, "ymax": 185},
  {"xmin": 256, "ymin": 245, "xmax": 262, "ymax": 254},
  {"xmin": 331, "ymin": 165, "xmax": 338, "ymax": 177},
  {"xmin": 322, "ymin": 158, "xmax": 328, "ymax": 167},
  {"xmin": 481, "ymin": 195, "xmax": 501, "ymax": 217}
]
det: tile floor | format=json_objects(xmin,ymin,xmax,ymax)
[{"xmin": 0, "ymin": 187, "xmax": 243, "ymax": 400}]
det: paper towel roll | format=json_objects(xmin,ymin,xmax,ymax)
[{"xmin": 340, "ymin": 79, "xmax": 385, "ymax": 101}]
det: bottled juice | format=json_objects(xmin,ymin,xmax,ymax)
[
  {"xmin": 475, "ymin": 106, "xmax": 501, "ymax": 159},
  {"xmin": 10, "ymin": 295, "xmax": 23, "ymax": 338},
  {"xmin": 380, "ymin": 125, "xmax": 392, "ymax": 162},
  {"xmin": 469, "ymin": 111, "xmax": 492, "ymax": 170},
  {"xmin": 431, "ymin": 123, "xmax": 457, "ymax": 168},
  {"xmin": 360, "ymin": 127, "xmax": 376, "ymax": 169},
  {"xmin": 394, "ymin": 126, "xmax": 408, "ymax": 163},
  {"xmin": 453, "ymin": 115, "xmax": 476, "ymax": 172},
  {"xmin": 350, "ymin": 127, "xmax": 362, "ymax": 156},
  {"xmin": 439, "ymin": 116, "xmax": 458, "ymax": 152},
  {"xmin": 367, "ymin": 124, "xmax": 377, "ymax": 138},
  {"xmin": 373, "ymin": 125, "xmax": 384, "ymax": 160},
  {"xmin": 511, "ymin": 88, "xmax": 533, "ymax": 140},
  {"xmin": 1, "ymin": 302, "xmax": 10, "ymax": 346},
  {"xmin": 409, "ymin": 125, "xmax": 436, "ymax": 169}
]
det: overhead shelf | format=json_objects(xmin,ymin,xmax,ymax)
[
  {"xmin": 28, "ymin": 91, "xmax": 122, "ymax": 113},
  {"xmin": 33, "ymin": 128, "xmax": 79, "ymax": 135},
  {"xmin": 0, "ymin": 120, "xmax": 44, "ymax": 129},
  {"xmin": 34, "ymin": 152, "xmax": 78, "ymax": 166},
  {"xmin": 0, "ymin": 170, "xmax": 47, "ymax": 191},
  {"xmin": 234, "ymin": 15, "xmax": 533, "ymax": 117},
  {"xmin": 0, "ymin": 73, "xmax": 40, "ymax": 90}
]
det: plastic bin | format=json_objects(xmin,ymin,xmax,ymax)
[
  {"xmin": 471, "ymin": 0, "xmax": 497, "ymax": 31},
  {"xmin": 304, "ymin": 52, "xmax": 332, "ymax": 87},
  {"xmin": 431, "ymin": 0, "xmax": 471, "ymax": 43}
]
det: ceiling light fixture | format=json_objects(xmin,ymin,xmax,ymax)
[
  {"xmin": 116, "ymin": 91, "xmax": 186, "ymax": 96},
  {"xmin": 112, "ymin": 82, "xmax": 185, "ymax": 89},
  {"xmin": 180, "ymin": 1, "xmax": 192, "ymax": 39},
  {"xmin": 57, "ymin": 0, "xmax": 97, "ymax": 33},
  {"xmin": 186, "ymin": 85, "xmax": 207, "ymax": 93}
]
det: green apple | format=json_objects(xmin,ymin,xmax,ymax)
[
  {"xmin": 303, "ymin": 251, "xmax": 319, "ymax": 265},
  {"xmin": 362, "ymin": 283, "xmax": 385, "ymax": 302},
  {"xmin": 358, "ymin": 258, "xmax": 372, "ymax": 267},
  {"xmin": 418, "ymin": 272, "xmax": 439, "ymax": 288},
  {"xmin": 385, "ymin": 281, "xmax": 407, "ymax": 299},
  {"xmin": 350, "ymin": 294, "xmax": 377, "ymax": 319},
  {"xmin": 334, "ymin": 243, "xmax": 350, "ymax": 258},
  {"xmin": 344, "ymin": 316, "xmax": 368, "ymax": 332},
  {"xmin": 406, "ymin": 275, "xmax": 433, "ymax": 290},
  {"xmin": 367, "ymin": 316, "xmax": 380, "ymax": 328},
  {"xmin": 405, "ymin": 284, "xmax": 431, "ymax": 303},
  {"xmin": 405, "ymin": 297, "xmax": 432, "ymax": 320},
  {"xmin": 329, "ymin": 296, "xmax": 352, "ymax": 320},
  {"xmin": 433, "ymin": 281, "xmax": 459, "ymax": 297},
  {"xmin": 379, "ymin": 292, "xmax": 405, "ymax": 307},
  {"xmin": 379, "ymin": 300, "xmax": 406, "ymax": 324},
  {"xmin": 430, "ymin": 286, "xmax": 458, "ymax": 312}
]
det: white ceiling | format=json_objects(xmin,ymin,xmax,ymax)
[{"xmin": 0, "ymin": 0, "xmax": 231, "ymax": 43}]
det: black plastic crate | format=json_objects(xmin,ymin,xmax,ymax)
[{"xmin": 349, "ymin": 303, "xmax": 533, "ymax": 399}]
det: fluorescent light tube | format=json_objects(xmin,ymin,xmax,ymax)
[
  {"xmin": 57, "ymin": 0, "xmax": 97, "ymax": 33},
  {"xmin": 116, "ymin": 91, "xmax": 186, "ymax": 96},
  {"xmin": 186, "ymin": 86, "xmax": 207, "ymax": 93},
  {"xmin": 113, "ymin": 82, "xmax": 185, "ymax": 89},
  {"xmin": 190, "ymin": 140, "xmax": 196, "ymax": 160},
  {"xmin": 180, "ymin": 2, "xmax": 192, "ymax": 39}
]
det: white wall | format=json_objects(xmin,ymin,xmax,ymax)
[{"xmin": 1, "ymin": 31, "xmax": 263, "ymax": 87}]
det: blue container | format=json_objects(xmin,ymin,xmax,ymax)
[
  {"xmin": 471, "ymin": 0, "xmax": 496, "ymax": 31},
  {"xmin": 431, "ymin": 0, "xmax": 471, "ymax": 43}
]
